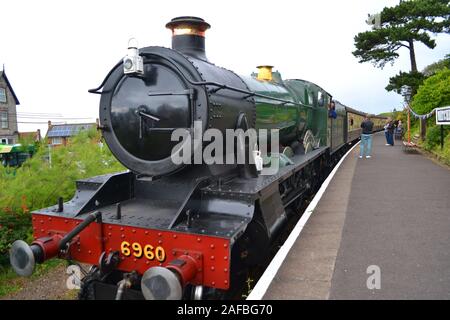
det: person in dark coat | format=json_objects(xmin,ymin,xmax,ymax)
[
  {"xmin": 359, "ymin": 115, "xmax": 374, "ymax": 159},
  {"xmin": 387, "ymin": 119, "xmax": 395, "ymax": 146},
  {"xmin": 384, "ymin": 117, "xmax": 391, "ymax": 145}
]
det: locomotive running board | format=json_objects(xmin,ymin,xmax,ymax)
[{"xmin": 37, "ymin": 172, "xmax": 134, "ymax": 218}]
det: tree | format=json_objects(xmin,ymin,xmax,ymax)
[
  {"xmin": 385, "ymin": 70, "xmax": 426, "ymax": 94},
  {"xmin": 422, "ymin": 54, "xmax": 450, "ymax": 76},
  {"xmin": 411, "ymin": 68, "xmax": 450, "ymax": 151},
  {"xmin": 0, "ymin": 128, "xmax": 125, "ymax": 263},
  {"xmin": 353, "ymin": 0, "xmax": 450, "ymax": 93},
  {"xmin": 411, "ymin": 67, "xmax": 450, "ymax": 114}
]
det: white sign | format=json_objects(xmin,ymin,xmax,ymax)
[{"xmin": 436, "ymin": 106, "xmax": 450, "ymax": 125}]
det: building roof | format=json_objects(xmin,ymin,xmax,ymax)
[
  {"xmin": 0, "ymin": 70, "xmax": 20, "ymax": 105},
  {"xmin": 19, "ymin": 130, "xmax": 41, "ymax": 141},
  {"xmin": 47, "ymin": 123, "xmax": 95, "ymax": 138}
]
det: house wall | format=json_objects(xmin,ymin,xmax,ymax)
[
  {"xmin": 47, "ymin": 136, "xmax": 68, "ymax": 147},
  {"xmin": 0, "ymin": 76, "xmax": 19, "ymax": 144}
]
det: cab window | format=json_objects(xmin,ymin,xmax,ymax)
[
  {"xmin": 307, "ymin": 91, "xmax": 314, "ymax": 106},
  {"xmin": 318, "ymin": 91, "xmax": 325, "ymax": 107}
]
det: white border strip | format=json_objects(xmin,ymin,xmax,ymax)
[{"xmin": 246, "ymin": 141, "xmax": 360, "ymax": 300}]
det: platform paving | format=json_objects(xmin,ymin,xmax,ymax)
[{"xmin": 263, "ymin": 133, "xmax": 450, "ymax": 299}]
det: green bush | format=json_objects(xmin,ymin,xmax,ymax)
[
  {"xmin": 424, "ymin": 125, "xmax": 450, "ymax": 150},
  {"xmin": 0, "ymin": 129, "xmax": 125, "ymax": 265},
  {"xmin": 411, "ymin": 68, "xmax": 450, "ymax": 115}
]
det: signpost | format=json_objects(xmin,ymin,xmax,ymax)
[
  {"xmin": 401, "ymin": 86, "xmax": 412, "ymax": 145},
  {"xmin": 436, "ymin": 106, "xmax": 450, "ymax": 150}
]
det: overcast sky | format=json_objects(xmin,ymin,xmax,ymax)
[{"xmin": 1, "ymin": 0, "xmax": 449, "ymax": 135}]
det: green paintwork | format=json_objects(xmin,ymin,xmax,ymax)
[
  {"xmin": 241, "ymin": 76, "xmax": 300, "ymax": 145},
  {"xmin": 285, "ymin": 79, "xmax": 331, "ymax": 148},
  {"xmin": 240, "ymin": 72, "xmax": 332, "ymax": 148}
]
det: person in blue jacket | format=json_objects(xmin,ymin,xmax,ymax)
[{"xmin": 328, "ymin": 101, "xmax": 337, "ymax": 119}]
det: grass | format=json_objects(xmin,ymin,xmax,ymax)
[
  {"xmin": 402, "ymin": 119, "xmax": 450, "ymax": 167},
  {"xmin": 430, "ymin": 146, "xmax": 450, "ymax": 166},
  {"xmin": 0, "ymin": 259, "xmax": 66, "ymax": 298},
  {"xmin": 63, "ymin": 288, "xmax": 79, "ymax": 300},
  {"xmin": 377, "ymin": 111, "xmax": 402, "ymax": 119}
]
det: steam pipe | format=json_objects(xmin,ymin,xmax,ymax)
[{"xmin": 59, "ymin": 211, "xmax": 102, "ymax": 251}]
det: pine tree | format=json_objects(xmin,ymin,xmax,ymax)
[{"xmin": 353, "ymin": 0, "xmax": 450, "ymax": 94}]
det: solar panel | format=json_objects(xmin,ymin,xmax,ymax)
[{"xmin": 47, "ymin": 123, "xmax": 94, "ymax": 138}]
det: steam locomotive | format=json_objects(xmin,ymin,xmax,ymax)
[{"xmin": 10, "ymin": 17, "xmax": 386, "ymax": 300}]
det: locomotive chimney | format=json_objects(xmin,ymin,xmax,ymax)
[{"xmin": 166, "ymin": 16, "xmax": 211, "ymax": 61}]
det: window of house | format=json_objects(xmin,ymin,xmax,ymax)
[
  {"xmin": 52, "ymin": 137, "xmax": 63, "ymax": 145},
  {"xmin": 0, "ymin": 88, "xmax": 6, "ymax": 103},
  {"xmin": 1, "ymin": 138, "xmax": 8, "ymax": 144},
  {"xmin": 1, "ymin": 111, "xmax": 8, "ymax": 129}
]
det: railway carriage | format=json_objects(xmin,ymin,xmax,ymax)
[
  {"xmin": 329, "ymin": 100, "xmax": 347, "ymax": 153},
  {"xmin": 372, "ymin": 116, "xmax": 386, "ymax": 132},
  {"xmin": 346, "ymin": 107, "xmax": 386, "ymax": 142}
]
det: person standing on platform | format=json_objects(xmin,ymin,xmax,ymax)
[
  {"xmin": 384, "ymin": 117, "xmax": 391, "ymax": 146},
  {"xmin": 397, "ymin": 120, "xmax": 403, "ymax": 132},
  {"xmin": 359, "ymin": 115, "xmax": 374, "ymax": 159},
  {"xmin": 387, "ymin": 118, "xmax": 395, "ymax": 146},
  {"xmin": 395, "ymin": 120, "xmax": 403, "ymax": 140}
]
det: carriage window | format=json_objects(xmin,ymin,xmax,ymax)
[{"xmin": 350, "ymin": 118, "xmax": 354, "ymax": 126}]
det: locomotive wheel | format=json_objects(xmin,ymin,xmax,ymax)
[{"xmin": 303, "ymin": 130, "xmax": 316, "ymax": 154}]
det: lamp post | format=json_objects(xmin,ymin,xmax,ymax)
[{"xmin": 401, "ymin": 85, "xmax": 412, "ymax": 144}]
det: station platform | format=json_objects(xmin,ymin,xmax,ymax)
[{"xmin": 261, "ymin": 133, "xmax": 450, "ymax": 299}]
